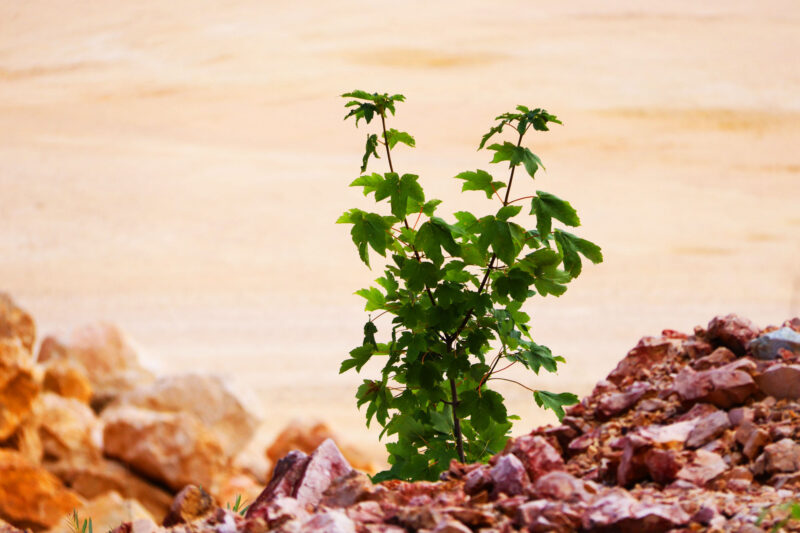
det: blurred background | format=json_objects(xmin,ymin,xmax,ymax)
[{"xmin": 1, "ymin": 0, "xmax": 798, "ymax": 462}]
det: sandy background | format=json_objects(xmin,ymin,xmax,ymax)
[{"xmin": 1, "ymin": 1, "xmax": 798, "ymax": 463}]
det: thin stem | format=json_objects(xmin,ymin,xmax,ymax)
[
  {"xmin": 449, "ymin": 374, "xmax": 465, "ymax": 463},
  {"xmin": 501, "ymin": 131, "xmax": 525, "ymax": 205},
  {"xmin": 508, "ymin": 195, "xmax": 534, "ymax": 204},
  {"xmin": 487, "ymin": 377, "xmax": 536, "ymax": 393}
]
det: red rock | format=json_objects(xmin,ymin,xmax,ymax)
[
  {"xmin": 672, "ymin": 362, "xmax": 757, "ymax": 408},
  {"xmin": 246, "ymin": 450, "xmax": 309, "ymax": 519},
  {"xmin": 319, "ymin": 471, "xmax": 373, "ymax": 508},
  {"xmin": 675, "ymin": 450, "xmax": 727, "ymax": 487},
  {"xmin": 692, "ymin": 347, "xmax": 736, "ymax": 370},
  {"xmin": 742, "ymin": 428, "xmax": 771, "ymax": 460},
  {"xmin": 517, "ymin": 500, "xmax": 582, "ymax": 532},
  {"xmin": 582, "ymin": 489, "xmax": 690, "ymax": 533},
  {"xmin": 301, "ymin": 510, "xmax": 356, "ymax": 533},
  {"xmin": 597, "ymin": 382, "xmax": 651, "ymax": 419},
  {"xmin": 753, "ymin": 438, "xmax": 800, "ymax": 475},
  {"xmin": 431, "ymin": 518, "xmax": 471, "ymax": 533},
  {"xmin": 643, "ymin": 448, "xmax": 683, "ymax": 484},
  {"xmin": 162, "ymin": 485, "xmax": 214, "ymax": 527},
  {"xmin": 42, "ymin": 359, "xmax": 93, "ymax": 404},
  {"xmin": 707, "ymin": 314, "xmax": 759, "ymax": 355},
  {"xmin": 0, "ymin": 338, "xmax": 40, "ymax": 441},
  {"xmin": 685, "ymin": 409, "xmax": 731, "ymax": 448},
  {"xmin": 489, "ymin": 454, "xmax": 530, "ymax": 497},
  {"xmin": 755, "ymin": 364, "xmax": 800, "ymax": 399},
  {"xmin": 532, "ymin": 471, "xmax": 595, "ymax": 503},
  {"xmin": 616, "ymin": 435, "xmax": 651, "ymax": 486},
  {"xmin": 463, "ymin": 465, "xmax": 492, "ymax": 495},
  {"xmin": 503, "ymin": 435, "xmax": 564, "ymax": 481},
  {"xmin": 607, "ymin": 337, "xmax": 681, "ymax": 386},
  {"xmin": 728, "ymin": 407, "xmax": 754, "ymax": 427},
  {"xmin": 0, "ymin": 294, "xmax": 35, "ymax": 353}
]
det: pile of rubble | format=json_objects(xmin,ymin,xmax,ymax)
[{"xmin": 0, "ymin": 294, "xmax": 370, "ymax": 533}]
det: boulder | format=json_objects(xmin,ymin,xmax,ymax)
[
  {"xmin": 532, "ymin": 471, "xmax": 595, "ymax": 503},
  {"xmin": 247, "ymin": 439, "xmax": 353, "ymax": 518},
  {"xmin": 0, "ymin": 449, "xmax": 83, "ymax": 529},
  {"xmin": 685, "ymin": 409, "xmax": 731, "ymax": 448},
  {"xmin": 266, "ymin": 420, "xmax": 376, "ymax": 477},
  {"xmin": 112, "ymin": 373, "xmax": 259, "ymax": 457},
  {"xmin": 46, "ymin": 457, "xmax": 173, "ymax": 521},
  {"xmin": 102, "ymin": 406, "xmax": 227, "ymax": 492},
  {"xmin": 490, "ymin": 453, "xmax": 530, "ymax": 497},
  {"xmin": 753, "ymin": 438, "xmax": 800, "ymax": 476},
  {"xmin": 706, "ymin": 314, "xmax": 760, "ymax": 355},
  {"xmin": 749, "ymin": 327, "xmax": 800, "ymax": 360},
  {"xmin": 517, "ymin": 500, "xmax": 582, "ymax": 533},
  {"xmin": 0, "ymin": 293, "xmax": 35, "ymax": 353},
  {"xmin": 38, "ymin": 392, "xmax": 102, "ymax": 462},
  {"xmin": 0, "ymin": 338, "xmax": 40, "ymax": 440},
  {"xmin": 50, "ymin": 492, "xmax": 154, "ymax": 533},
  {"xmin": 755, "ymin": 364, "xmax": 800, "ymax": 399},
  {"xmin": 606, "ymin": 337, "xmax": 681, "ymax": 386},
  {"xmin": 582, "ymin": 489, "xmax": 690, "ymax": 533},
  {"xmin": 675, "ymin": 450, "xmax": 727, "ymax": 487},
  {"xmin": 38, "ymin": 323, "xmax": 153, "ymax": 408},
  {"xmin": 672, "ymin": 361, "xmax": 757, "ymax": 408},
  {"xmin": 42, "ymin": 359, "xmax": 92, "ymax": 404},
  {"xmin": 502, "ymin": 435, "xmax": 564, "ymax": 481}
]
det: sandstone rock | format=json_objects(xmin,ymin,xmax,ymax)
[
  {"xmin": 38, "ymin": 323, "xmax": 154, "ymax": 408},
  {"xmin": 215, "ymin": 472, "xmax": 263, "ymax": 512},
  {"xmin": 162, "ymin": 485, "xmax": 214, "ymax": 527},
  {"xmin": 0, "ymin": 519, "xmax": 25, "ymax": 533},
  {"xmin": 113, "ymin": 373, "xmax": 260, "ymax": 457},
  {"xmin": 319, "ymin": 471, "xmax": 374, "ymax": 508},
  {"xmin": 692, "ymin": 346, "xmax": 736, "ymax": 370},
  {"xmin": 582, "ymin": 489, "xmax": 690, "ymax": 533},
  {"xmin": 0, "ymin": 293, "xmax": 35, "ymax": 353},
  {"xmin": 46, "ymin": 457, "xmax": 173, "ymax": 522},
  {"xmin": 742, "ymin": 428, "xmax": 770, "ymax": 460},
  {"xmin": 42, "ymin": 359, "xmax": 92, "ymax": 404},
  {"xmin": 755, "ymin": 364, "xmax": 800, "ymax": 399},
  {"xmin": 607, "ymin": 337, "xmax": 681, "ymax": 386},
  {"xmin": 502, "ymin": 435, "xmax": 564, "ymax": 481},
  {"xmin": 597, "ymin": 382, "xmax": 651, "ymax": 419},
  {"xmin": 1, "ymin": 411, "xmax": 43, "ymax": 464},
  {"xmin": 490, "ymin": 454, "xmax": 529, "ymax": 497},
  {"xmin": 39, "ymin": 392, "xmax": 102, "ymax": 462},
  {"xmin": 672, "ymin": 362, "xmax": 757, "ymax": 408},
  {"xmin": 517, "ymin": 500, "xmax": 582, "ymax": 532},
  {"xmin": 463, "ymin": 465, "xmax": 492, "ymax": 495},
  {"xmin": 749, "ymin": 327, "xmax": 800, "ymax": 360},
  {"xmin": 247, "ymin": 439, "xmax": 353, "ymax": 519},
  {"xmin": 532, "ymin": 471, "xmax": 595, "ymax": 503},
  {"xmin": 643, "ymin": 448, "xmax": 683, "ymax": 485},
  {"xmin": 685, "ymin": 409, "xmax": 731, "ymax": 448},
  {"xmin": 50, "ymin": 492, "xmax": 154, "ymax": 533},
  {"xmin": 265, "ymin": 420, "xmax": 375, "ymax": 477},
  {"xmin": 675, "ymin": 450, "xmax": 727, "ymax": 487},
  {"xmin": 706, "ymin": 314, "xmax": 760, "ymax": 355},
  {"xmin": 753, "ymin": 438, "xmax": 800, "ymax": 476},
  {"xmin": 0, "ymin": 449, "xmax": 83, "ymax": 529},
  {"xmin": 0, "ymin": 338, "xmax": 40, "ymax": 441},
  {"xmin": 102, "ymin": 406, "xmax": 227, "ymax": 492},
  {"xmin": 301, "ymin": 510, "xmax": 356, "ymax": 533}
]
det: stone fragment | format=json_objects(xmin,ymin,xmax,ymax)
[
  {"xmin": 742, "ymin": 428, "xmax": 770, "ymax": 460},
  {"xmin": 102, "ymin": 406, "xmax": 227, "ymax": 492},
  {"xmin": 265, "ymin": 420, "xmax": 375, "ymax": 477},
  {"xmin": 607, "ymin": 337, "xmax": 681, "ymax": 385},
  {"xmin": 672, "ymin": 361, "xmax": 757, "ymax": 408},
  {"xmin": 42, "ymin": 358, "xmax": 93, "ymax": 404},
  {"xmin": 490, "ymin": 454, "xmax": 530, "ymax": 497},
  {"xmin": 301, "ymin": 510, "xmax": 356, "ymax": 533},
  {"xmin": 113, "ymin": 373, "xmax": 260, "ymax": 457},
  {"xmin": 50, "ymin": 492, "xmax": 154, "ymax": 533},
  {"xmin": 517, "ymin": 500, "xmax": 582, "ymax": 533},
  {"xmin": 320, "ymin": 470, "xmax": 373, "ymax": 508},
  {"xmin": 0, "ymin": 449, "xmax": 83, "ymax": 529},
  {"xmin": 643, "ymin": 448, "xmax": 683, "ymax": 484},
  {"xmin": 582, "ymin": 489, "xmax": 690, "ymax": 532},
  {"xmin": 753, "ymin": 438, "xmax": 800, "ymax": 475},
  {"xmin": 692, "ymin": 347, "xmax": 736, "ymax": 370},
  {"xmin": 1, "ymin": 411, "xmax": 42, "ymax": 464},
  {"xmin": 0, "ymin": 338, "xmax": 40, "ymax": 441},
  {"xmin": 431, "ymin": 518, "xmax": 472, "ymax": 533},
  {"xmin": 749, "ymin": 327, "xmax": 800, "ymax": 360},
  {"xmin": 597, "ymin": 382, "xmax": 651, "ymax": 419},
  {"xmin": 675, "ymin": 450, "xmax": 727, "ymax": 487},
  {"xmin": 39, "ymin": 392, "xmax": 102, "ymax": 461},
  {"xmin": 38, "ymin": 323, "xmax": 154, "ymax": 408},
  {"xmin": 162, "ymin": 485, "xmax": 214, "ymax": 527},
  {"xmin": 685, "ymin": 409, "xmax": 731, "ymax": 448},
  {"xmin": 502, "ymin": 435, "xmax": 564, "ymax": 481},
  {"xmin": 706, "ymin": 314, "xmax": 760, "ymax": 355},
  {"xmin": 755, "ymin": 364, "xmax": 800, "ymax": 399},
  {"xmin": 463, "ymin": 464, "xmax": 492, "ymax": 495},
  {"xmin": 532, "ymin": 471, "xmax": 594, "ymax": 503},
  {"xmin": 0, "ymin": 294, "xmax": 35, "ymax": 353},
  {"xmin": 46, "ymin": 457, "xmax": 173, "ymax": 522}
]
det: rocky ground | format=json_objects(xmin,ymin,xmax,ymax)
[{"xmin": 2, "ymin": 293, "xmax": 800, "ymax": 532}]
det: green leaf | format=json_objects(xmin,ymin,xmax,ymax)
[
  {"xmin": 513, "ymin": 343, "xmax": 560, "ymax": 374},
  {"xmin": 400, "ymin": 259, "xmax": 438, "ymax": 291},
  {"xmin": 496, "ymin": 205, "xmax": 522, "ymax": 221},
  {"xmin": 355, "ymin": 287, "xmax": 386, "ymax": 311},
  {"xmin": 385, "ymin": 129, "xmax": 416, "ymax": 149},
  {"xmin": 393, "ymin": 174, "xmax": 425, "ymax": 219},
  {"xmin": 519, "ymin": 148, "xmax": 544, "ymax": 178},
  {"xmin": 530, "ymin": 192, "xmax": 580, "ymax": 238},
  {"xmin": 363, "ymin": 320, "xmax": 378, "ymax": 348},
  {"xmin": 337, "ymin": 209, "xmax": 393, "ymax": 267},
  {"xmin": 533, "ymin": 390, "xmax": 579, "ymax": 421},
  {"xmin": 476, "ymin": 217, "xmax": 525, "ymax": 265},
  {"xmin": 414, "ymin": 218, "xmax": 460, "ymax": 266},
  {"xmin": 533, "ymin": 277, "xmax": 567, "ymax": 297},
  {"xmin": 454, "ymin": 170, "xmax": 506, "ymax": 199},
  {"xmin": 340, "ymin": 344, "xmax": 374, "ymax": 373},
  {"xmin": 349, "ymin": 173, "xmax": 384, "ymax": 196},
  {"xmin": 554, "ymin": 230, "xmax": 603, "ymax": 278},
  {"xmin": 478, "ymin": 122, "xmax": 506, "ymax": 150},
  {"xmin": 361, "ymin": 134, "xmax": 380, "ymax": 173},
  {"xmin": 487, "ymin": 142, "xmax": 517, "ymax": 166}
]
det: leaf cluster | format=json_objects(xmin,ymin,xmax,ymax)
[{"xmin": 338, "ymin": 91, "xmax": 601, "ymax": 481}]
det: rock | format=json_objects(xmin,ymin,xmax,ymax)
[
  {"xmin": 532, "ymin": 471, "xmax": 595, "ymax": 503},
  {"xmin": 0, "ymin": 519, "xmax": 25, "ymax": 533},
  {"xmin": 685, "ymin": 409, "xmax": 731, "ymax": 448},
  {"xmin": 248, "ymin": 439, "xmax": 353, "ymax": 518},
  {"xmin": 265, "ymin": 421, "xmax": 375, "ymax": 477},
  {"xmin": 692, "ymin": 347, "xmax": 736, "ymax": 370},
  {"xmin": 102, "ymin": 406, "xmax": 227, "ymax": 492},
  {"xmin": 0, "ymin": 293, "xmax": 35, "ymax": 353},
  {"xmin": 112, "ymin": 373, "xmax": 260, "ymax": 457},
  {"xmin": 607, "ymin": 337, "xmax": 681, "ymax": 386},
  {"xmin": 672, "ymin": 361, "xmax": 757, "ymax": 408},
  {"xmin": 432, "ymin": 518, "xmax": 472, "ymax": 533},
  {"xmin": 38, "ymin": 323, "xmax": 154, "ymax": 408},
  {"xmin": 490, "ymin": 454, "xmax": 530, "ymax": 497},
  {"xmin": 42, "ymin": 359, "xmax": 92, "ymax": 404},
  {"xmin": 301, "ymin": 510, "xmax": 356, "ymax": 533},
  {"xmin": 742, "ymin": 428, "xmax": 771, "ymax": 460},
  {"xmin": 216, "ymin": 472, "xmax": 263, "ymax": 513},
  {"xmin": 749, "ymin": 327, "xmax": 800, "ymax": 360},
  {"xmin": 1, "ymin": 411, "xmax": 42, "ymax": 464},
  {"xmin": 675, "ymin": 450, "xmax": 727, "ymax": 487},
  {"xmin": 502, "ymin": 435, "xmax": 564, "ymax": 481},
  {"xmin": 755, "ymin": 364, "xmax": 800, "ymax": 399},
  {"xmin": 463, "ymin": 465, "xmax": 492, "ymax": 495},
  {"xmin": 706, "ymin": 314, "xmax": 760, "ymax": 355},
  {"xmin": 597, "ymin": 382, "xmax": 651, "ymax": 419},
  {"xmin": 320, "ymin": 471, "xmax": 374, "ymax": 508},
  {"xmin": 162, "ymin": 485, "xmax": 214, "ymax": 527},
  {"xmin": 753, "ymin": 438, "xmax": 800, "ymax": 475},
  {"xmin": 517, "ymin": 500, "xmax": 582, "ymax": 532},
  {"xmin": 46, "ymin": 457, "xmax": 173, "ymax": 522},
  {"xmin": 0, "ymin": 338, "xmax": 40, "ymax": 441},
  {"xmin": 643, "ymin": 448, "xmax": 683, "ymax": 485},
  {"xmin": 0, "ymin": 449, "xmax": 83, "ymax": 529},
  {"xmin": 50, "ymin": 492, "xmax": 154, "ymax": 533},
  {"xmin": 582, "ymin": 489, "xmax": 690, "ymax": 532},
  {"xmin": 39, "ymin": 392, "xmax": 103, "ymax": 462}
]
